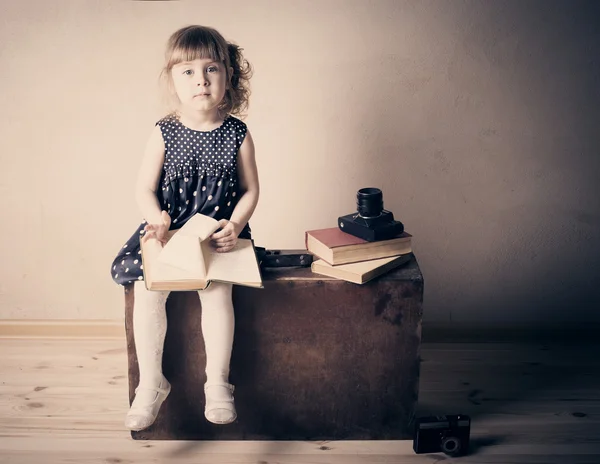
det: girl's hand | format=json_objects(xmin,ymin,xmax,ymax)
[
  {"xmin": 141, "ymin": 211, "xmax": 171, "ymax": 246},
  {"xmin": 210, "ymin": 219, "xmax": 240, "ymax": 253}
]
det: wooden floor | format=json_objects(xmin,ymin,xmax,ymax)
[{"xmin": 1, "ymin": 337, "xmax": 599, "ymax": 463}]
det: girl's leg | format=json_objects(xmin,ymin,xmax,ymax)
[
  {"xmin": 125, "ymin": 281, "xmax": 171, "ymax": 431},
  {"xmin": 198, "ymin": 282, "xmax": 236, "ymax": 424}
]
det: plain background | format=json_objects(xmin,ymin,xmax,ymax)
[{"xmin": 1, "ymin": 0, "xmax": 599, "ymax": 329}]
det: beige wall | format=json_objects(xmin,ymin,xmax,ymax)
[{"xmin": 1, "ymin": 0, "xmax": 599, "ymax": 327}]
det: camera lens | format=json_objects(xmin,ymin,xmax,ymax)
[
  {"xmin": 357, "ymin": 188, "xmax": 383, "ymax": 218},
  {"xmin": 441, "ymin": 437, "xmax": 461, "ymax": 456}
]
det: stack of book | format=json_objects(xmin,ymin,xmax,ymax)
[{"xmin": 305, "ymin": 227, "xmax": 413, "ymax": 284}]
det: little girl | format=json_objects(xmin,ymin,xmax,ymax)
[{"xmin": 110, "ymin": 25, "xmax": 259, "ymax": 431}]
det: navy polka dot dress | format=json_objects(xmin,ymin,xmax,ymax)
[{"xmin": 110, "ymin": 114, "xmax": 251, "ymax": 286}]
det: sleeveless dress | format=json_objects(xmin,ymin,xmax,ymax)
[{"xmin": 110, "ymin": 114, "xmax": 252, "ymax": 286}]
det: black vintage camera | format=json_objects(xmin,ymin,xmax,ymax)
[
  {"xmin": 338, "ymin": 187, "xmax": 404, "ymax": 241},
  {"xmin": 413, "ymin": 415, "xmax": 471, "ymax": 457}
]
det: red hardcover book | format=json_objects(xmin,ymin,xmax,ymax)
[{"xmin": 305, "ymin": 227, "xmax": 412, "ymax": 266}]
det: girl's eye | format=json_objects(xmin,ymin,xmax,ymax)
[
  {"xmin": 207, "ymin": 66, "xmax": 218, "ymax": 73},
  {"xmin": 183, "ymin": 69, "xmax": 193, "ymax": 75}
]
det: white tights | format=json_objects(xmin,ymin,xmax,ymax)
[{"xmin": 133, "ymin": 281, "xmax": 235, "ymax": 389}]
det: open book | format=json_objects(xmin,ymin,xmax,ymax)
[{"xmin": 140, "ymin": 213, "xmax": 263, "ymax": 291}]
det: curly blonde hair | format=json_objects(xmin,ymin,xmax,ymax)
[{"xmin": 160, "ymin": 25, "xmax": 252, "ymax": 118}]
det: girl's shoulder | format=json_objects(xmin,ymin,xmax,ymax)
[
  {"xmin": 226, "ymin": 114, "xmax": 247, "ymax": 130},
  {"xmin": 225, "ymin": 115, "xmax": 249, "ymax": 146},
  {"xmin": 156, "ymin": 113, "xmax": 180, "ymax": 130}
]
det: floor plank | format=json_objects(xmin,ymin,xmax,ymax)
[{"xmin": 0, "ymin": 338, "xmax": 599, "ymax": 463}]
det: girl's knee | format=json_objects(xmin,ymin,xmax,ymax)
[
  {"xmin": 199, "ymin": 282, "xmax": 232, "ymax": 295},
  {"xmin": 198, "ymin": 282, "xmax": 233, "ymax": 305},
  {"xmin": 134, "ymin": 281, "xmax": 169, "ymax": 307}
]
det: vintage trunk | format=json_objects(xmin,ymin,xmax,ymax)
[{"xmin": 124, "ymin": 256, "xmax": 424, "ymax": 440}]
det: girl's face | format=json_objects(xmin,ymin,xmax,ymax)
[{"xmin": 170, "ymin": 58, "xmax": 228, "ymax": 115}]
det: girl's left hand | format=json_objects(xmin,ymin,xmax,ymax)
[{"xmin": 210, "ymin": 219, "xmax": 240, "ymax": 253}]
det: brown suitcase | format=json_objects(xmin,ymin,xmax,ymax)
[{"xmin": 124, "ymin": 255, "xmax": 424, "ymax": 440}]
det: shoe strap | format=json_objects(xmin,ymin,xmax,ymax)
[
  {"xmin": 134, "ymin": 382, "xmax": 170, "ymax": 396},
  {"xmin": 204, "ymin": 382, "xmax": 235, "ymax": 393}
]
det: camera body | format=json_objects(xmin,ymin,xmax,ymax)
[
  {"xmin": 413, "ymin": 415, "xmax": 471, "ymax": 457},
  {"xmin": 338, "ymin": 210, "xmax": 404, "ymax": 242},
  {"xmin": 338, "ymin": 187, "xmax": 404, "ymax": 242}
]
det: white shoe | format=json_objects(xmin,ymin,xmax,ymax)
[
  {"xmin": 204, "ymin": 382, "xmax": 237, "ymax": 425},
  {"xmin": 124, "ymin": 378, "xmax": 171, "ymax": 431}
]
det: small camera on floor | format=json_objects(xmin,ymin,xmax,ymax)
[
  {"xmin": 413, "ymin": 414, "xmax": 471, "ymax": 457},
  {"xmin": 338, "ymin": 187, "xmax": 404, "ymax": 242}
]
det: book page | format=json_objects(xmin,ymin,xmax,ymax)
[
  {"xmin": 202, "ymin": 239, "xmax": 262, "ymax": 285},
  {"xmin": 154, "ymin": 259, "xmax": 205, "ymax": 282},
  {"xmin": 176, "ymin": 213, "xmax": 220, "ymax": 240},
  {"xmin": 140, "ymin": 237, "xmax": 162, "ymax": 286},
  {"xmin": 153, "ymin": 213, "xmax": 220, "ymax": 277},
  {"xmin": 156, "ymin": 234, "xmax": 206, "ymax": 276},
  {"xmin": 315, "ymin": 255, "xmax": 402, "ymax": 273}
]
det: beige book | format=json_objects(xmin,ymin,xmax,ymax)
[
  {"xmin": 141, "ymin": 213, "xmax": 263, "ymax": 291},
  {"xmin": 311, "ymin": 254, "xmax": 412, "ymax": 284}
]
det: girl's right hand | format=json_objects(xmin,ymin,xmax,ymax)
[{"xmin": 141, "ymin": 211, "xmax": 171, "ymax": 246}]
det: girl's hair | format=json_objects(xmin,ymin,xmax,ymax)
[{"xmin": 160, "ymin": 25, "xmax": 252, "ymax": 118}]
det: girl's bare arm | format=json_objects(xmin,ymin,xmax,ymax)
[
  {"xmin": 229, "ymin": 130, "xmax": 260, "ymax": 234},
  {"xmin": 135, "ymin": 125, "xmax": 167, "ymax": 225}
]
